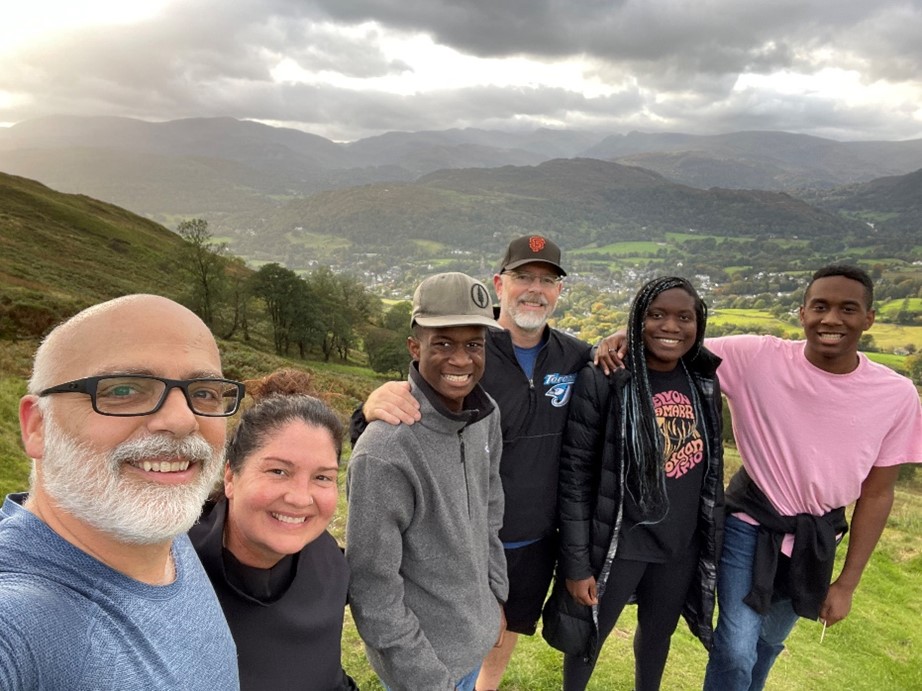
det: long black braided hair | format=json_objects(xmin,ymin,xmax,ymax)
[{"xmin": 622, "ymin": 276, "xmax": 708, "ymax": 517}]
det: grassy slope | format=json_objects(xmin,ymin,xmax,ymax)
[
  {"xmin": 5, "ymin": 367, "xmax": 919, "ymax": 689},
  {"xmin": 2, "ymin": 171, "xmax": 920, "ymax": 689},
  {"xmin": 336, "ymin": 448, "xmax": 922, "ymax": 690},
  {"xmin": 0, "ymin": 172, "xmax": 188, "ymax": 306}
]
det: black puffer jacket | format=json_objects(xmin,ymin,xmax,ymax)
[{"xmin": 547, "ymin": 349, "xmax": 724, "ymax": 659}]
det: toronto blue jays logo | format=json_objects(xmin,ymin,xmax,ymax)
[{"xmin": 543, "ymin": 372, "xmax": 578, "ymax": 407}]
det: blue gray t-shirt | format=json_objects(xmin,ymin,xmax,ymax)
[{"xmin": 0, "ymin": 494, "xmax": 239, "ymax": 690}]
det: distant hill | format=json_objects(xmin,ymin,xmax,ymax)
[
  {"xmin": 801, "ymin": 167, "xmax": 922, "ymax": 235},
  {"xmin": 0, "ymin": 117, "xmax": 595, "ymax": 216},
  {"xmin": 223, "ymin": 157, "xmax": 870, "ymax": 267},
  {"xmin": 0, "ymin": 171, "xmax": 190, "ymax": 337},
  {"xmin": 585, "ymin": 131, "xmax": 922, "ymax": 190},
  {"xmin": 5, "ymin": 117, "xmax": 922, "ymax": 222}
]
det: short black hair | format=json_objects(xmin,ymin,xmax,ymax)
[{"xmin": 805, "ymin": 264, "xmax": 874, "ymax": 309}]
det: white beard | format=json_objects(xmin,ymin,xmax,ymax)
[
  {"xmin": 39, "ymin": 416, "xmax": 224, "ymax": 545},
  {"xmin": 511, "ymin": 309, "xmax": 549, "ymax": 331},
  {"xmin": 508, "ymin": 295, "xmax": 555, "ymax": 332}
]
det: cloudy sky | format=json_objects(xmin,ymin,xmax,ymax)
[{"xmin": 2, "ymin": 0, "xmax": 921, "ymax": 142}]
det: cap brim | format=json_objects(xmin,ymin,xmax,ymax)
[
  {"xmin": 501, "ymin": 259, "xmax": 567, "ymax": 277},
  {"xmin": 413, "ymin": 315, "xmax": 497, "ymax": 328}
]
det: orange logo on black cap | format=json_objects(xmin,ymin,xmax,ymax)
[{"xmin": 529, "ymin": 236, "xmax": 546, "ymax": 253}]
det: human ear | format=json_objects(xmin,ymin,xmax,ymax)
[
  {"xmin": 407, "ymin": 336, "xmax": 421, "ymax": 362},
  {"xmin": 19, "ymin": 396, "xmax": 46, "ymax": 460},
  {"xmin": 223, "ymin": 464, "xmax": 236, "ymax": 499}
]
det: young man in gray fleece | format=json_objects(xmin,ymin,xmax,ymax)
[{"xmin": 346, "ymin": 272, "xmax": 508, "ymax": 691}]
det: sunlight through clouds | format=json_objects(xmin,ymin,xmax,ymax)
[
  {"xmin": 0, "ymin": 0, "xmax": 167, "ymax": 52},
  {"xmin": 1, "ymin": 0, "xmax": 921, "ymax": 141}
]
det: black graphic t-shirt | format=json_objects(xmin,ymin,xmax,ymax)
[{"xmin": 617, "ymin": 366, "xmax": 706, "ymax": 563}]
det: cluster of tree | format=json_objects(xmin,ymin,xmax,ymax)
[
  {"xmin": 177, "ymin": 218, "xmax": 920, "ymax": 382},
  {"xmin": 250, "ymin": 263, "xmax": 378, "ymax": 361},
  {"xmin": 363, "ymin": 302, "xmax": 413, "ymax": 379},
  {"xmin": 178, "ymin": 219, "xmax": 381, "ymax": 364},
  {"xmin": 178, "ymin": 218, "xmax": 419, "ymax": 377}
]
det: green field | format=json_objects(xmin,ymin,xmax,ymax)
[
  {"xmin": 710, "ymin": 308, "xmax": 922, "ymax": 354},
  {"xmin": 571, "ymin": 241, "xmax": 666, "ymax": 257}
]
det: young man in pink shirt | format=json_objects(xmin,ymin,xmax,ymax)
[{"xmin": 702, "ymin": 265, "xmax": 922, "ymax": 690}]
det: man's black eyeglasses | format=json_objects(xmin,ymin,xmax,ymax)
[{"xmin": 38, "ymin": 375, "xmax": 245, "ymax": 417}]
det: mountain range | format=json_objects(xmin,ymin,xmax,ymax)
[
  {"xmin": 1, "ymin": 116, "xmax": 920, "ymax": 276},
  {"xmin": 3, "ymin": 116, "xmax": 922, "ymax": 217}
]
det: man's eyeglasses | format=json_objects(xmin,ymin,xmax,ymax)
[
  {"xmin": 38, "ymin": 375, "xmax": 245, "ymax": 417},
  {"xmin": 503, "ymin": 271, "xmax": 563, "ymax": 288}
]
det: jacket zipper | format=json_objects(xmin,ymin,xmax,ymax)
[{"xmin": 459, "ymin": 430, "xmax": 471, "ymax": 518}]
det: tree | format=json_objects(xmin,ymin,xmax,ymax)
[
  {"xmin": 383, "ymin": 301, "xmax": 413, "ymax": 332},
  {"xmin": 177, "ymin": 218, "xmax": 227, "ymax": 328},
  {"xmin": 363, "ymin": 301, "xmax": 414, "ymax": 376},
  {"xmin": 250, "ymin": 263, "xmax": 304, "ymax": 355},
  {"xmin": 220, "ymin": 256, "xmax": 253, "ymax": 341},
  {"xmin": 906, "ymin": 352, "xmax": 922, "ymax": 386},
  {"xmin": 364, "ymin": 327, "xmax": 411, "ymax": 378},
  {"xmin": 858, "ymin": 334, "xmax": 877, "ymax": 352},
  {"xmin": 308, "ymin": 267, "xmax": 378, "ymax": 361}
]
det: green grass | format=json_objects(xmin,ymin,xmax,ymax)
[
  {"xmin": 4, "ymin": 361, "xmax": 921, "ymax": 688},
  {"xmin": 572, "ymin": 241, "xmax": 665, "ymax": 257},
  {"xmin": 0, "ymin": 377, "xmax": 31, "ymax": 497},
  {"xmin": 877, "ymin": 298, "xmax": 922, "ymax": 318},
  {"xmin": 709, "ymin": 308, "xmax": 802, "ymax": 337},
  {"xmin": 709, "ymin": 309, "xmax": 922, "ymax": 354},
  {"xmin": 333, "ymin": 447, "xmax": 922, "ymax": 690},
  {"xmin": 3, "ymin": 299, "xmax": 920, "ymax": 689}
]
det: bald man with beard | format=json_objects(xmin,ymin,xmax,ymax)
[{"xmin": 0, "ymin": 295, "xmax": 241, "ymax": 690}]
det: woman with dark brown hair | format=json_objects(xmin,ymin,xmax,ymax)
[{"xmin": 189, "ymin": 369, "xmax": 357, "ymax": 690}]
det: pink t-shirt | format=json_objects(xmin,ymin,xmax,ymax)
[{"xmin": 707, "ymin": 335, "xmax": 922, "ymax": 551}]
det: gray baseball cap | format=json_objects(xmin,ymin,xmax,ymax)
[{"xmin": 411, "ymin": 272, "xmax": 496, "ymax": 328}]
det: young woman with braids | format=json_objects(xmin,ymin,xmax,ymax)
[
  {"xmin": 188, "ymin": 369, "xmax": 358, "ymax": 690},
  {"xmin": 544, "ymin": 277, "xmax": 724, "ymax": 691}
]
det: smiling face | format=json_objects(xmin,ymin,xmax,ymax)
[
  {"xmin": 799, "ymin": 274, "xmax": 875, "ymax": 373},
  {"xmin": 21, "ymin": 295, "xmax": 227, "ymax": 544},
  {"xmin": 223, "ymin": 420, "xmax": 340, "ymax": 569},
  {"xmin": 642, "ymin": 287, "xmax": 698, "ymax": 372},
  {"xmin": 408, "ymin": 325, "xmax": 487, "ymax": 413},
  {"xmin": 493, "ymin": 261, "xmax": 563, "ymax": 334}
]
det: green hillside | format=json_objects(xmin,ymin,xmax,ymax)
[
  {"xmin": 1, "ymin": 172, "xmax": 921, "ymax": 690},
  {"xmin": 224, "ymin": 158, "xmax": 870, "ymax": 266},
  {"xmin": 0, "ymin": 171, "xmax": 193, "ymax": 337}
]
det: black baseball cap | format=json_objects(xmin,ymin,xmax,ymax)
[{"xmin": 497, "ymin": 235, "xmax": 566, "ymax": 276}]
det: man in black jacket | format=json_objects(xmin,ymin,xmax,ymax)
[{"xmin": 353, "ymin": 236, "xmax": 618, "ymax": 690}]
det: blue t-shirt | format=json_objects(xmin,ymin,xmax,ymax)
[
  {"xmin": 0, "ymin": 494, "xmax": 239, "ymax": 690},
  {"xmin": 513, "ymin": 342, "xmax": 543, "ymax": 381}
]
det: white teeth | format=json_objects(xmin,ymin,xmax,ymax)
[
  {"xmin": 819, "ymin": 333, "xmax": 844, "ymax": 341},
  {"xmin": 656, "ymin": 338, "xmax": 680, "ymax": 345},
  {"xmin": 133, "ymin": 460, "xmax": 191, "ymax": 473},
  {"xmin": 443, "ymin": 374, "xmax": 470, "ymax": 382},
  {"xmin": 272, "ymin": 513, "xmax": 306, "ymax": 524}
]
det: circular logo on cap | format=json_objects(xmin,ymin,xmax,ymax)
[
  {"xmin": 471, "ymin": 283, "xmax": 490, "ymax": 308},
  {"xmin": 529, "ymin": 236, "xmax": 546, "ymax": 253}
]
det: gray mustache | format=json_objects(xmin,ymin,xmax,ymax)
[{"xmin": 109, "ymin": 434, "xmax": 216, "ymax": 467}]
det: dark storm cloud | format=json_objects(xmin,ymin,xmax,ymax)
[{"xmin": 1, "ymin": 0, "xmax": 920, "ymax": 140}]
